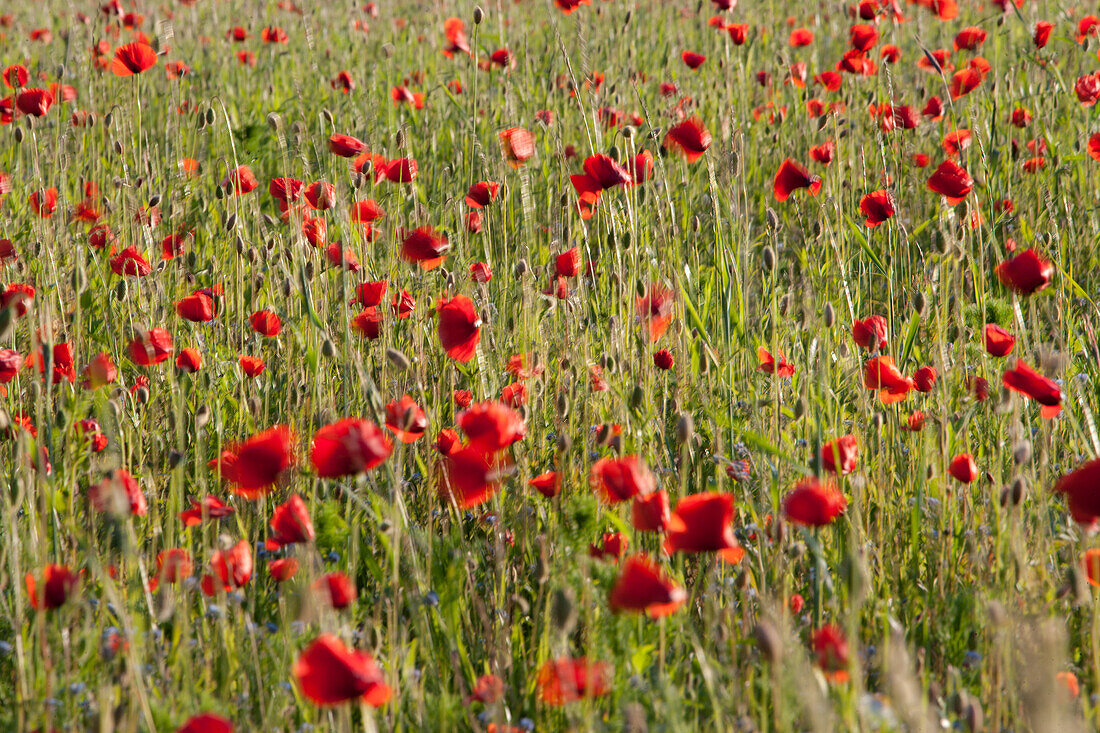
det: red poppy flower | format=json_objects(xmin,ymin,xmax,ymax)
[
  {"xmin": 841, "ymin": 21, "xmax": 874, "ymax": 51},
  {"xmin": 440, "ymin": 446, "xmax": 506, "ymax": 509},
  {"xmin": 1055, "ymin": 459, "xmax": 1100, "ymax": 525},
  {"xmin": 631, "ymin": 489, "xmax": 670, "ymax": 532},
  {"xmin": 221, "ymin": 166, "xmax": 258, "ymax": 194},
  {"xmin": 384, "ymin": 157, "xmax": 418, "ymax": 183},
  {"xmin": 237, "ymin": 355, "xmax": 263, "ymax": 377},
  {"xmin": 353, "ymin": 280, "xmax": 387, "ymax": 308},
  {"xmin": 664, "ymin": 492, "xmax": 739, "ymax": 554},
  {"xmin": 913, "ymin": 365, "xmax": 937, "ymax": 392},
  {"xmin": 457, "ymin": 401, "xmax": 525, "ymax": 452},
  {"xmin": 465, "ymin": 180, "xmax": 501, "ymax": 209},
  {"xmin": 773, "ymin": 158, "xmax": 821, "ymax": 201},
  {"xmin": 261, "ymin": 26, "xmax": 288, "ymax": 43},
  {"xmin": 128, "ymin": 328, "xmax": 173, "ymax": 366},
  {"xmin": 0, "ymin": 348, "xmax": 22, "ymax": 384},
  {"xmin": 1034, "ymin": 21, "xmax": 1053, "ymax": 48},
  {"xmin": 1077, "ymin": 74, "xmax": 1100, "ymax": 106},
  {"xmin": 1, "ymin": 282, "xmax": 34, "ymax": 316},
  {"xmin": 1002, "ymin": 360, "xmax": 1062, "ymax": 418},
  {"xmin": 821, "ymin": 434, "xmax": 858, "ymax": 475},
  {"xmin": 295, "ymin": 634, "xmax": 391, "ymax": 707},
  {"xmin": 392, "ymin": 290, "xmax": 415, "ymax": 318},
  {"xmin": 111, "ymin": 41, "xmax": 157, "ymax": 76},
  {"xmin": 29, "ymin": 187, "xmax": 58, "ymax": 217},
  {"xmin": 635, "ymin": 283, "xmax": 675, "ymax": 341},
  {"xmin": 310, "ymin": 418, "xmax": 393, "ymax": 477},
  {"xmin": 813, "ymin": 625, "xmax": 850, "ymax": 682},
  {"xmin": 528, "ymin": 471, "xmax": 560, "ymax": 498},
  {"xmin": 995, "ymin": 249, "xmax": 1052, "ymax": 295},
  {"xmin": 267, "ymin": 494, "xmax": 314, "ymax": 549},
  {"xmin": 926, "ymin": 160, "xmax": 973, "ymax": 205},
  {"xmin": 2, "ymin": 64, "xmax": 27, "ymax": 89},
  {"xmin": 179, "ymin": 495, "xmax": 234, "ymax": 527},
  {"xmin": 783, "ymin": 477, "xmax": 847, "ymax": 526},
  {"xmin": 177, "ymin": 714, "xmax": 232, "ymax": 733},
  {"xmin": 16, "ymin": 88, "xmax": 53, "ymax": 117},
  {"xmin": 385, "ymin": 395, "xmax": 428, "ymax": 443},
  {"xmin": 851, "ymin": 315, "xmax": 888, "ymax": 350},
  {"xmin": 609, "ymin": 555, "xmax": 686, "ymax": 617},
  {"xmin": 401, "ymin": 226, "xmax": 450, "ymax": 270},
  {"xmin": 350, "ymin": 199, "xmax": 384, "ymax": 224},
  {"xmin": 147, "ymin": 549, "xmax": 192, "ymax": 593},
  {"xmin": 110, "ymin": 247, "xmax": 152, "ymax": 277},
  {"xmin": 499, "ymin": 127, "xmax": 535, "ymax": 166},
  {"xmin": 176, "ymin": 292, "xmax": 215, "ymax": 322},
  {"xmin": 681, "ymin": 51, "xmax": 706, "ymax": 69},
  {"xmin": 809, "ymin": 140, "xmax": 836, "ymax": 165},
  {"xmin": 216, "ymin": 426, "xmax": 295, "ymax": 498},
  {"xmin": 589, "ymin": 531, "xmax": 628, "ymax": 560},
  {"xmin": 948, "ymin": 453, "xmax": 978, "ymax": 483},
  {"xmin": 269, "ymin": 558, "xmax": 299, "ymax": 582},
  {"xmin": 589, "ymin": 456, "xmax": 656, "ymax": 504},
  {"xmin": 443, "ymin": 17, "xmax": 471, "ymax": 57},
  {"xmin": 202, "ymin": 540, "xmax": 252, "ymax": 594},
  {"xmin": 315, "ymin": 572, "xmax": 357, "ymax": 609},
  {"xmin": 437, "ymin": 295, "xmax": 481, "ymax": 362},
  {"xmin": 727, "ymin": 23, "xmax": 749, "ymax": 44},
  {"xmin": 351, "ymin": 307, "xmax": 382, "ymax": 339},
  {"xmin": 89, "ymin": 469, "xmax": 147, "ymax": 516},
  {"xmin": 789, "ymin": 28, "xmax": 813, "ymax": 46},
  {"xmin": 555, "ymin": 0, "xmax": 593, "ymax": 13},
  {"xmin": 953, "ymin": 26, "xmax": 987, "ymax": 51},
  {"xmin": 250, "ymin": 310, "xmax": 282, "ymax": 337},
  {"xmin": 757, "ymin": 346, "xmax": 795, "ymax": 377},
  {"xmin": 269, "ymin": 176, "xmax": 304, "ymax": 204},
  {"xmin": 536, "ymin": 657, "xmax": 611, "ymax": 705},
  {"xmin": 25, "ymin": 564, "xmax": 77, "ymax": 610},
  {"xmin": 862, "ymin": 355, "xmax": 914, "ymax": 403},
  {"xmin": 663, "ymin": 117, "xmax": 711, "ymax": 163},
  {"xmin": 329, "ymin": 133, "xmax": 365, "ymax": 157},
  {"xmin": 653, "ymin": 349, "xmax": 674, "ymax": 370},
  {"xmin": 984, "ymin": 324, "xmax": 1015, "ymax": 357}
]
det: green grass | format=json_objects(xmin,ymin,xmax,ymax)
[{"xmin": 2, "ymin": 0, "xmax": 1100, "ymax": 730}]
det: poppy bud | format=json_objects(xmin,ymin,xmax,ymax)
[
  {"xmin": 622, "ymin": 125, "xmax": 636, "ymax": 140},
  {"xmin": 473, "ymin": 6, "xmax": 484, "ymax": 24},
  {"xmin": 104, "ymin": 112, "xmax": 113, "ymax": 128},
  {"xmin": 321, "ymin": 339, "xmax": 336, "ymax": 358},
  {"xmin": 1010, "ymin": 476, "xmax": 1025, "ymax": 504},
  {"xmin": 280, "ymin": 278, "xmax": 293, "ymax": 298},
  {"xmin": 0, "ymin": 409, "xmax": 9, "ymax": 432},
  {"xmin": 114, "ymin": 280, "xmax": 127, "ymax": 302},
  {"xmin": 794, "ymin": 397, "xmax": 806, "ymax": 419},
  {"xmin": 735, "ymin": 568, "xmax": 750, "ymax": 589},
  {"xmin": 556, "ymin": 432, "xmax": 572, "ymax": 453},
  {"xmin": 761, "ymin": 246, "xmax": 776, "ymax": 271},
  {"xmin": 353, "ymin": 173, "xmax": 364, "ymax": 189},
  {"xmin": 13, "ymin": 127, "xmax": 23, "ymax": 144},
  {"xmin": 214, "ymin": 184, "xmax": 224, "ymax": 199},
  {"xmin": 964, "ymin": 699, "xmax": 983, "ymax": 733},
  {"xmin": 872, "ymin": 413, "xmax": 885, "ymax": 430},
  {"xmin": 135, "ymin": 386, "xmax": 150, "ymax": 404},
  {"xmin": 912, "ymin": 291, "xmax": 926, "ymax": 315},
  {"xmin": 514, "ymin": 259, "xmax": 529, "ymax": 277},
  {"xmin": 148, "ymin": 194, "xmax": 161, "ymax": 208},
  {"xmin": 674, "ymin": 413, "xmax": 693, "ymax": 445},
  {"xmin": 168, "ymin": 450, "xmax": 184, "ymax": 469},
  {"xmin": 692, "ymin": 216, "xmax": 701, "ymax": 233},
  {"xmin": 754, "ymin": 620, "xmax": 782, "ymax": 663},
  {"xmin": 550, "ymin": 587, "xmax": 576, "ymax": 635},
  {"xmin": 385, "ymin": 348, "xmax": 410, "ymax": 371},
  {"xmin": 304, "ymin": 261, "xmax": 315, "ymax": 280},
  {"xmin": 114, "ymin": 140, "xmax": 124, "ymax": 156},
  {"xmin": 195, "ymin": 404, "xmax": 210, "ymax": 430},
  {"xmin": 321, "ymin": 108, "xmax": 333, "ymax": 124},
  {"xmin": 823, "ymin": 302, "xmax": 835, "ymax": 327},
  {"xmin": 1013, "ymin": 441, "xmax": 1031, "ymax": 464},
  {"xmin": 630, "ymin": 386, "xmax": 644, "ymax": 411},
  {"xmin": 205, "ymin": 108, "xmax": 215, "ymax": 126},
  {"xmin": 555, "ymin": 392, "xmax": 569, "ymax": 417}
]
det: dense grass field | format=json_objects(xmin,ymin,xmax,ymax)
[{"xmin": 4, "ymin": 0, "xmax": 1100, "ymax": 730}]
